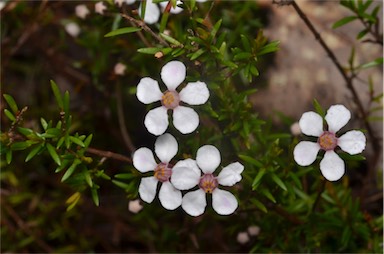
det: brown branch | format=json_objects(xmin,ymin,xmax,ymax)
[
  {"xmin": 286, "ymin": 1, "xmax": 380, "ymax": 152},
  {"xmin": 116, "ymin": 82, "xmax": 136, "ymax": 153},
  {"xmin": 86, "ymin": 147, "xmax": 132, "ymax": 163}
]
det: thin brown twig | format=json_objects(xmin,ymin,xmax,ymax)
[
  {"xmin": 116, "ymin": 82, "xmax": 136, "ymax": 153},
  {"xmin": 287, "ymin": 1, "xmax": 380, "ymax": 153},
  {"xmin": 86, "ymin": 147, "xmax": 132, "ymax": 163}
]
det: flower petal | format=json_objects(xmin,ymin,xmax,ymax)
[
  {"xmin": 133, "ymin": 147, "xmax": 157, "ymax": 173},
  {"xmin": 338, "ymin": 130, "xmax": 366, "ymax": 155},
  {"xmin": 161, "ymin": 61, "xmax": 186, "ymax": 90},
  {"xmin": 159, "ymin": 0, "xmax": 183, "ymax": 14},
  {"xmin": 217, "ymin": 162, "xmax": 244, "ymax": 186},
  {"xmin": 171, "ymin": 160, "xmax": 201, "ymax": 190},
  {"xmin": 158, "ymin": 181, "xmax": 182, "ymax": 210},
  {"xmin": 138, "ymin": 176, "xmax": 158, "ymax": 203},
  {"xmin": 179, "ymin": 81, "xmax": 210, "ymax": 105},
  {"xmin": 196, "ymin": 145, "xmax": 221, "ymax": 174},
  {"xmin": 325, "ymin": 105, "xmax": 351, "ymax": 133},
  {"xmin": 299, "ymin": 111, "xmax": 323, "ymax": 137},
  {"xmin": 154, "ymin": 133, "xmax": 178, "ymax": 163},
  {"xmin": 172, "ymin": 106, "xmax": 199, "ymax": 134},
  {"xmin": 293, "ymin": 141, "xmax": 321, "ymax": 166},
  {"xmin": 173, "ymin": 158, "xmax": 200, "ymax": 175},
  {"xmin": 144, "ymin": 106, "xmax": 169, "ymax": 136},
  {"xmin": 212, "ymin": 189, "xmax": 238, "ymax": 215},
  {"xmin": 137, "ymin": 77, "xmax": 163, "ymax": 104},
  {"xmin": 320, "ymin": 150, "xmax": 345, "ymax": 181},
  {"xmin": 138, "ymin": 0, "xmax": 160, "ymax": 25},
  {"xmin": 182, "ymin": 189, "xmax": 206, "ymax": 216}
]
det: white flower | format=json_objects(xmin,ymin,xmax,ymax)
[
  {"xmin": 136, "ymin": 61, "xmax": 209, "ymax": 135},
  {"xmin": 128, "ymin": 199, "xmax": 143, "ymax": 213},
  {"xmin": 237, "ymin": 232, "xmax": 250, "ymax": 244},
  {"xmin": 95, "ymin": 1, "xmax": 107, "ymax": 15},
  {"xmin": 138, "ymin": 0, "xmax": 183, "ymax": 25},
  {"xmin": 293, "ymin": 105, "xmax": 366, "ymax": 181},
  {"xmin": 114, "ymin": 62, "xmax": 126, "ymax": 75},
  {"xmin": 132, "ymin": 133, "xmax": 182, "ymax": 210},
  {"xmin": 64, "ymin": 22, "xmax": 81, "ymax": 38},
  {"xmin": 75, "ymin": 4, "xmax": 90, "ymax": 19},
  {"xmin": 171, "ymin": 145, "xmax": 244, "ymax": 216}
]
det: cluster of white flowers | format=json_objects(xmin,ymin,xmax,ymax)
[{"xmin": 133, "ymin": 133, "xmax": 244, "ymax": 216}]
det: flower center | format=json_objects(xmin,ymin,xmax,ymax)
[
  {"xmin": 318, "ymin": 131, "xmax": 338, "ymax": 151},
  {"xmin": 154, "ymin": 163, "xmax": 172, "ymax": 182},
  {"xmin": 199, "ymin": 174, "xmax": 218, "ymax": 193},
  {"xmin": 161, "ymin": 90, "xmax": 180, "ymax": 109}
]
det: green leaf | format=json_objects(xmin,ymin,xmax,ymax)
[
  {"xmin": 66, "ymin": 192, "xmax": 81, "ymax": 211},
  {"xmin": 357, "ymin": 57, "xmax": 383, "ymax": 69},
  {"xmin": 160, "ymin": 33, "xmax": 182, "ymax": 46},
  {"xmin": 210, "ymin": 19, "xmax": 222, "ymax": 42},
  {"xmin": 42, "ymin": 128, "xmax": 62, "ymax": 138},
  {"xmin": 104, "ymin": 27, "xmax": 142, "ymax": 37},
  {"xmin": 332, "ymin": 16, "xmax": 358, "ymax": 29},
  {"xmin": 234, "ymin": 52, "xmax": 252, "ymax": 61},
  {"xmin": 112, "ymin": 180, "xmax": 131, "ymax": 189},
  {"xmin": 17, "ymin": 127, "xmax": 33, "ymax": 136},
  {"xmin": 50, "ymin": 80, "xmax": 63, "ymax": 109},
  {"xmin": 84, "ymin": 134, "xmax": 93, "ymax": 148},
  {"xmin": 257, "ymin": 41, "xmax": 280, "ymax": 56},
  {"xmin": 63, "ymin": 91, "xmax": 70, "ymax": 118},
  {"xmin": 137, "ymin": 47, "xmax": 173, "ymax": 55},
  {"xmin": 241, "ymin": 34, "xmax": 251, "ymax": 52},
  {"xmin": 70, "ymin": 136, "xmax": 85, "ymax": 147},
  {"xmin": 356, "ymin": 28, "xmax": 369, "ymax": 39},
  {"xmin": 25, "ymin": 144, "xmax": 44, "ymax": 162},
  {"xmin": 271, "ymin": 173, "xmax": 287, "ymax": 191},
  {"xmin": 159, "ymin": 9, "xmax": 170, "ymax": 33},
  {"xmin": 6, "ymin": 150, "xmax": 12, "ymax": 164},
  {"xmin": 46, "ymin": 143, "xmax": 61, "ymax": 166},
  {"xmin": 40, "ymin": 118, "xmax": 48, "ymax": 130},
  {"xmin": 61, "ymin": 159, "xmax": 81, "ymax": 182},
  {"xmin": 91, "ymin": 188, "xmax": 99, "ymax": 206},
  {"xmin": 4, "ymin": 109, "xmax": 16, "ymax": 121},
  {"xmin": 252, "ymin": 199, "xmax": 268, "ymax": 213},
  {"xmin": 313, "ymin": 99, "xmax": 325, "ymax": 117},
  {"xmin": 3, "ymin": 94, "xmax": 19, "ymax": 114},
  {"xmin": 115, "ymin": 173, "xmax": 136, "ymax": 180},
  {"xmin": 252, "ymin": 168, "xmax": 266, "ymax": 189},
  {"xmin": 261, "ymin": 189, "xmax": 276, "ymax": 203},
  {"xmin": 238, "ymin": 154, "xmax": 263, "ymax": 168},
  {"xmin": 190, "ymin": 48, "xmax": 205, "ymax": 60},
  {"xmin": 11, "ymin": 141, "xmax": 31, "ymax": 151},
  {"xmin": 83, "ymin": 170, "xmax": 93, "ymax": 187}
]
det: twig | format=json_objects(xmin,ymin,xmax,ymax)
[
  {"xmin": 116, "ymin": 82, "xmax": 136, "ymax": 153},
  {"xmin": 286, "ymin": 1, "xmax": 380, "ymax": 153},
  {"xmin": 86, "ymin": 147, "xmax": 132, "ymax": 163},
  {"xmin": 120, "ymin": 13, "xmax": 170, "ymax": 47}
]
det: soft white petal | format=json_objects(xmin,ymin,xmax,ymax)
[
  {"xmin": 212, "ymin": 189, "xmax": 238, "ymax": 215},
  {"xmin": 182, "ymin": 189, "xmax": 206, "ymax": 216},
  {"xmin": 125, "ymin": 0, "xmax": 136, "ymax": 4},
  {"xmin": 320, "ymin": 150, "xmax": 345, "ymax": 181},
  {"xmin": 325, "ymin": 105, "xmax": 351, "ymax": 133},
  {"xmin": 293, "ymin": 141, "xmax": 321, "ymax": 166},
  {"xmin": 179, "ymin": 81, "xmax": 210, "ymax": 105},
  {"xmin": 137, "ymin": 77, "xmax": 163, "ymax": 104},
  {"xmin": 196, "ymin": 145, "xmax": 221, "ymax": 174},
  {"xmin": 172, "ymin": 106, "xmax": 199, "ymax": 134},
  {"xmin": 338, "ymin": 130, "xmax": 366, "ymax": 155},
  {"xmin": 138, "ymin": 177, "xmax": 158, "ymax": 203},
  {"xmin": 159, "ymin": 1, "xmax": 183, "ymax": 14},
  {"xmin": 161, "ymin": 61, "xmax": 186, "ymax": 90},
  {"xmin": 171, "ymin": 164, "xmax": 201, "ymax": 190},
  {"xmin": 133, "ymin": 147, "xmax": 157, "ymax": 173},
  {"xmin": 139, "ymin": 0, "xmax": 160, "ymax": 25},
  {"xmin": 144, "ymin": 106, "xmax": 169, "ymax": 136},
  {"xmin": 173, "ymin": 158, "xmax": 200, "ymax": 175},
  {"xmin": 217, "ymin": 162, "xmax": 244, "ymax": 186},
  {"xmin": 299, "ymin": 111, "xmax": 323, "ymax": 137},
  {"xmin": 154, "ymin": 133, "xmax": 178, "ymax": 163},
  {"xmin": 158, "ymin": 181, "xmax": 182, "ymax": 210}
]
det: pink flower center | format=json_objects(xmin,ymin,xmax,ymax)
[
  {"xmin": 154, "ymin": 163, "xmax": 172, "ymax": 182},
  {"xmin": 161, "ymin": 90, "xmax": 180, "ymax": 109},
  {"xmin": 199, "ymin": 174, "xmax": 218, "ymax": 193},
  {"xmin": 318, "ymin": 131, "xmax": 338, "ymax": 151}
]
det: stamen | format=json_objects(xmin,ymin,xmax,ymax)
[
  {"xmin": 154, "ymin": 163, "xmax": 172, "ymax": 182},
  {"xmin": 199, "ymin": 174, "xmax": 218, "ymax": 193},
  {"xmin": 318, "ymin": 131, "xmax": 338, "ymax": 151},
  {"xmin": 161, "ymin": 90, "xmax": 180, "ymax": 109}
]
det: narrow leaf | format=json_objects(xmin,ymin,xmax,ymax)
[
  {"xmin": 4, "ymin": 109, "xmax": 16, "ymax": 121},
  {"xmin": 70, "ymin": 136, "xmax": 85, "ymax": 147},
  {"xmin": 104, "ymin": 27, "xmax": 142, "ymax": 37},
  {"xmin": 271, "ymin": 173, "xmax": 287, "ymax": 191},
  {"xmin": 3, "ymin": 94, "xmax": 19, "ymax": 114},
  {"xmin": 61, "ymin": 159, "xmax": 81, "ymax": 182},
  {"xmin": 160, "ymin": 33, "xmax": 182, "ymax": 46},
  {"xmin": 332, "ymin": 16, "xmax": 358, "ymax": 29},
  {"xmin": 46, "ymin": 143, "xmax": 61, "ymax": 166},
  {"xmin": 50, "ymin": 80, "xmax": 63, "ymax": 109},
  {"xmin": 25, "ymin": 144, "xmax": 44, "ymax": 162},
  {"xmin": 91, "ymin": 188, "xmax": 99, "ymax": 206}
]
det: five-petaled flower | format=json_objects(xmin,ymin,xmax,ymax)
[
  {"xmin": 137, "ymin": 61, "xmax": 210, "ymax": 136},
  {"xmin": 133, "ymin": 133, "xmax": 182, "ymax": 210},
  {"xmin": 293, "ymin": 104, "xmax": 366, "ymax": 181},
  {"xmin": 171, "ymin": 145, "xmax": 244, "ymax": 216}
]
